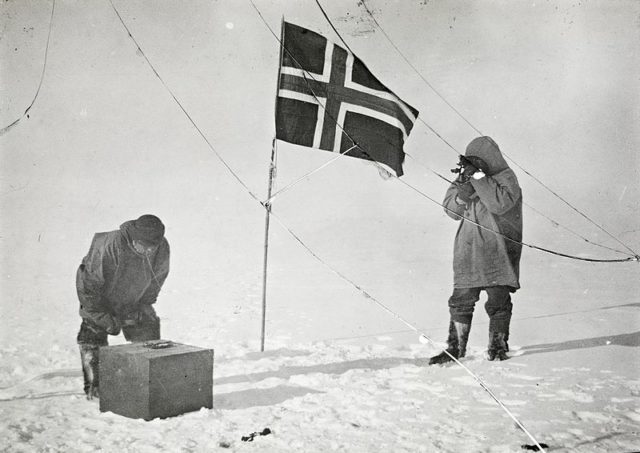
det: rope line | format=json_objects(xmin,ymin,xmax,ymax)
[
  {"xmin": 107, "ymin": 0, "xmax": 262, "ymax": 206},
  {"xmin": 0, "ymin": 0, "xmax": 56, "ymax": 136},
  {"xmin": 350, "ymin": 0, "xmax": 638, "ymax": 257},
  {"xmin": 0, "ymin": 391, "xmax": 85, "ymax": 402},
  {"xmin": 504, "ymin": 156, "xmax": 639, "ymax": 257},
  {"xmin": 519, "ymin": 201, "xmax": 633, "ymax": 257},
  {"xmin": 313, "ymin": 0, "xmax": 353, "ymax": 54},
  {"xmin": 266, "ymin": 145, "xmax": 358, "ymax": 204},
  {"xmin": 267, "ymin": 208, "xmax": 547, "ymax": 453}
]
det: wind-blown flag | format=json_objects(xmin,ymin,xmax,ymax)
[{"xmin": 275, "ymin": 22, "xmax": 419, "ymax": 177}]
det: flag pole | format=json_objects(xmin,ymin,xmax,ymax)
[
  {"xmin": 260, "ymin": 16, "xmax": 285, "ymax": 352},
  {"xmin": 260, "ymin": 140, "xmax": 276, "ymax": 352}
]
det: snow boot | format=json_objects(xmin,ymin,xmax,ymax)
[
  {"xmin": 428, "ymin": 320, "xmax": 470, "ymax": 365},
  {"xmin": 454, "ymin": 321, "xmax": 471, "ymax": 358},
  {"xmin": 428, "ymin": 321, "xmax": 457, "ymax": 365},
  {"xmin": 486, "ymin": 331, "xmax": 508, "ymax": 361},
  {"xmin": 80, "ymin": 344, "xmax": 100, "ymax": 400}
]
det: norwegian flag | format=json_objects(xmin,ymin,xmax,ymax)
[{"xmin": 275, "ymin": 22, "xmax": 419, "ymax": 177}]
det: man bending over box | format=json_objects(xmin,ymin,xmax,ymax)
[{"xmin": 76, "ymin": 214, "xmax": 170, "ymax": 399}]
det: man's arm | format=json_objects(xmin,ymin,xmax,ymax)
[
  {"xmin": 76, "ymin": 235, "xmax": 120, "ymax": 334},
  {"xmin": 470, "ymin": 169, "xmax": 521, "ymax": 215},
  {"xmin": 443, "ymin": 183, "xmax": 468, "ymax": 220}
]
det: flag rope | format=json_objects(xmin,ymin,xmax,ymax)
[
  {"xmin": 0, "ymin": 0, "xmax": 56, "ymax": 136},
  {"xmin": 313, "ymin": 0, "xmax": 354, "ymax": 54},
  {"xmin": 335, "ymin": 0, "xmax": 639, "ymax": 258},
  {"xmin": 265, "ymin": 144, "xmax": 358, "ymax": 204}
]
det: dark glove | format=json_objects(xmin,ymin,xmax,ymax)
[
  {"xmin": 461, "ymin": 162, "xmax": 479, "ymax": 181},
  {"xmin": 456, "ymin": 182, "xmax": 476, "ymax": 203}
]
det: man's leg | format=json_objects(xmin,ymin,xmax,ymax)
[
  {"xmin": 449, "ymin": 287, "xmax": 479, "ymax": 358},
  {"xmin": 77, "ymin": 320, "xmax": 108, "ymax": 399},
  {"xmin": 449, "ymin": 287, "xmax": 480, "ymax": 326},
  {"xmin": 484, "ymin": 286, "xmax": 512, "ymax": 361},
  {"xmin": 429, "ymin": 288, "xmax": 480, "ymax": 365}
]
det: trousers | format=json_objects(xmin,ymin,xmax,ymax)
[{"xmin": 448, "ymin": 286, "xmax": 513, "ymax": 333}]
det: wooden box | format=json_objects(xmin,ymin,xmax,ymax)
[{"xmin": 99, "ymin": 340, "xmax": 213, "ymax": 420}]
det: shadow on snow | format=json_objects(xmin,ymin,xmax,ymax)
[{"xmin": 520, "ymin": 331, "xmax": 640, "ymax": 356}]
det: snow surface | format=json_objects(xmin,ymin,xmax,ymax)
[{"xmin": 1, "ymin": 0, "xmax": 639, "ymax": 452}]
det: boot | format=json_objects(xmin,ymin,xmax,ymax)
[
  {"xmin": 428, "ymin": 321, "xmax": 459, "ymax": 365},
  {"xmin": 454, "ymin": 321, "xmax": 471, "ymax": 358},
  {"xmin": 486, "ymin": 332, "xmax": 508, "ymax": 361},
  {"xmin": 80, "ymin": 344, "xmax": 100, "ymax": 399}
]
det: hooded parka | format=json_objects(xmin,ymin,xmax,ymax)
[
  {"xmin": 443, "ymin": 137, "xmax": 522, "ymax": 290},
  {"xmin": 76, "ymin": 220, "xmax": 170, "ymax": 333}
]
